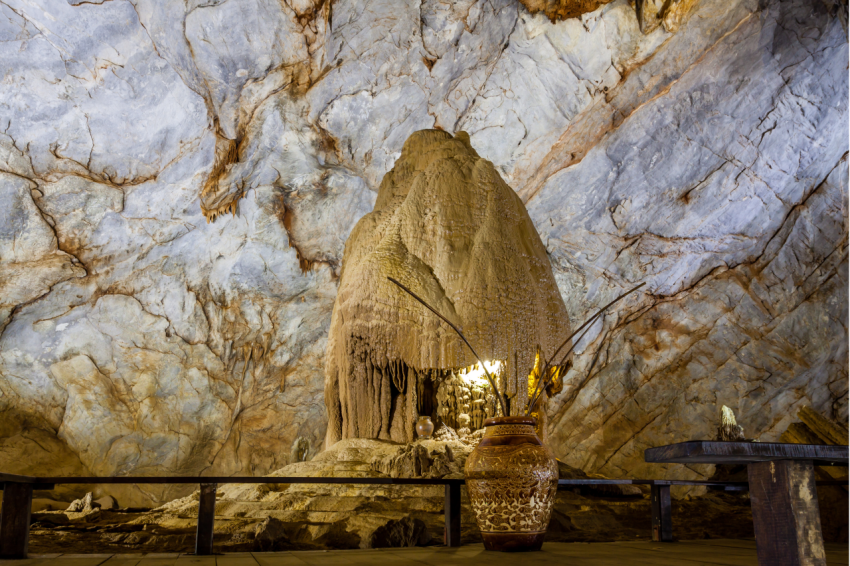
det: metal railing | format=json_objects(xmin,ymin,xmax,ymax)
[
  {"xmin": 0, "ymin": 473, "xmax": 463, "ymax": 558},
  {"xmin": 1, "ymin": 472, "xmax": 845, "ymax": 559}
]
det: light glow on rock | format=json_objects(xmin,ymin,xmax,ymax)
[{"xmin": 458, "ymin": 361, "xmax": 503, "ymax": 388}]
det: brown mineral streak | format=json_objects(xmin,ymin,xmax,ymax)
[
  {"xmin": 201, "ymin": 134, "xmax": 239, "ymax": 222},
  {"xmin": 324, "ymin": 130, "xmax": 571, "ymax": 447},
  {"xmin": 519, "ymin": 0, "xmax": 616, "ymax": 21}
]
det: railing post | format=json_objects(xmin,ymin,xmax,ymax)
[
  {"xmin": 444, "ymin": 481, "xmax": 461, "ymax": 547},
  {"xmin": 651, "ymin": 483, "xmax": 672, "ymax": 542},
  {"xmin": 195, "ymin": 482, "xmax": 217, "ymax": 555},
  {"xmin": 0, "ymin": 482, "xmax": 34, "ymax": 559}
]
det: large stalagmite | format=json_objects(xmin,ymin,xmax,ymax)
[{"xmin": 324, "ymin": 130, "xmax": 571, "ymax": 446}]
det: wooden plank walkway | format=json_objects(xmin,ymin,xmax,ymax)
[{"xmin": 2, "ymin": 541, "xmax": 847, "ymax": 566}]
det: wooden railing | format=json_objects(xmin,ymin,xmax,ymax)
[{"xmin": 0, "ymin": 472, "xmax": 845, "ymax": 559}]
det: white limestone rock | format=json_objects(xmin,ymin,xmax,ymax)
[
  {"xmin": 0, "ymin": 172, "xmax": 85, "ymax": 328},
  {"xmin": 0, "ymin": 0, "xmax": 845, "ymax": 502}
]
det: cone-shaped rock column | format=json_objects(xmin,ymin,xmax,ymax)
[{"xmin": 324, "ymin": 130, "xmax": 570, "ymax": 446}]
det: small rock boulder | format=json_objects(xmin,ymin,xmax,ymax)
[
  {"xmin": 66, "ymin": 492, "xmax": 101, "ymax": 513},
  {"xmin": 94, "ymin": 495, "xmax": 118, "ymax": 510},
  {"xmin": 254, "ymin": 517, "xmax": 288, "ymax": 551},
  {"xmin": 369, "ymin": 517, "xmax": 431, "ymax": 548}
]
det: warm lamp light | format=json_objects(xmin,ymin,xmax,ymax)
[{"xmin": 457, "ymin": 361, "xmax": 503, "ymax": 387}]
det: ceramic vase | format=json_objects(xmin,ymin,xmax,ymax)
[
  {"xmin": 416, "ymin": 416, "xmax": 435, "ymax": 439},
  {"xmin": 464, "ymin": 416, "xmax": 558, "ymax": 551}
]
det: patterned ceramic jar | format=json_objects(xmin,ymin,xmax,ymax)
[{"xmin": 464, "ymin": 416, "xmax": 558, "ymax": 551}]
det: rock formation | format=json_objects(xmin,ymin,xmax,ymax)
[
  {"xmin": 519, "ymin": 0, "xmax": 699, "ymax": 30},
  {"xmin": 518, "ymin": 0, "xmax": 618, "ymax": 21},
  {"xmin": 323, "ymin": 130, "xmax": 571, "ymax": 446},
  {"xmin": 780, "ymin": 406, "xmax": 849, "ymax": 485},
  {"xmin": 0, "ymin": 0, "xmax": 845, "ymax": 501},
  {"xmin": 716, "ymin": 406, "xmax": 745, "ymax": 442}
]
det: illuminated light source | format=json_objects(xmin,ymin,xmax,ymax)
[{"xmin": 457, "ymin": 361, "xmax": 503, "ymax": 388}]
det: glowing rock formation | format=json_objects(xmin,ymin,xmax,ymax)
[{"xmin": 324, "ymin": 130, "xmax": 571, "ymax": 446}]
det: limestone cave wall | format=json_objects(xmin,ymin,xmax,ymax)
[{"xmin": 0, "ymin": 0, "xmax": 846, "ymax": 504}]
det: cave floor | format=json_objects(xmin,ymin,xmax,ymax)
[{"xmin": 12, "ymin": 540, "xmax": 849, "ymax": 566}]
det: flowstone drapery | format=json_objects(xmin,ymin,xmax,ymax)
[{"xmin": 324, "ymin": 130, "xmax": 571, "ymax": 446}]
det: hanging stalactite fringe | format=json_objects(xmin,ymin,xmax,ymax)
[{"xmin": 387, "ymin": 277, "xmax": 509, "ymax": 417}]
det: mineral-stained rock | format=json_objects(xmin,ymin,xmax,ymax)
[
  {"xmin": 0, "ymin": 172, "xmax": 85, "ymax": 329},
  {"xmin": 660, "ymin": 0, "xmax": 699, "ymax": 32},
  {"xmin": 533, "ymin": 0, "xmax": 848, "ymax": 480},
  {"xmin": 518, "ymin": 0, "xmax": 696, "ymax": 28},
  {"xmin": 635, "ymin": 0, "xmax": 665, "ymax": 34},
  {"xmin": 518, "ymin": 0, "xmax": 616, "ymax": 21},
  {"xmin": 636, "ymin": 0, "xmax": 698, "ymax": 33}
]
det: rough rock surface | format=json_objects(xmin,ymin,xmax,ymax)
[{"xmin": 0, "ymin": 0, "xmax": 846, "ymax": 504}]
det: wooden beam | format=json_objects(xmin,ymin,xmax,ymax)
[
  {"xmin": 0, "ymin": 482, "xmax": 33, "ymax": 559},
  {"xmin": 650, "ymin": 484, "xmax": 672, "ymax": 542},
  {"xmin": 444, "ymin": 482, "xmax": 461, "ymax": 547},
  {"xmin": 645, "ymin": 441, "xmax": 848, "ymax": 466},
  {"xmin": 748, "ymin": 459, "xmax": 826, "ymax": 566},
  {"xmin": 195, "ymin": 483, "xmax": 217, "ymax": 556}
]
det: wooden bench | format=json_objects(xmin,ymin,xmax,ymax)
[{"xmin": 646, "ymin": 441, "xmax": 849, "ymax": 566}]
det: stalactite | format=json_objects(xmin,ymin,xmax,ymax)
[
  {"xmin": 366, "ymin": 359, "xmax": 377, "ymax": 437},
  {"xmin": 404, "ymin": 366, "xmax": 417, "ymax": 443},
  {"xmin": 379, "ymin": 367, "xmax": 391, "ymax": 440},
  {"xmin": 390, "ymin": 391, "xmax": 406, "ymax": 442}
]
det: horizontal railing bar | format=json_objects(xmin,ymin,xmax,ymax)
[
  {"xmin": 0, "ymin": 473, "xmax": 39, "ymax": 483},
  {"xmin": 1, "ymin": 472, "xmax": 844, "ymax": 488},
  {"xmin": 557, "ymin": 479, "xmax": 748, "ymax": 487},
  {"xmin": 0, "ymin": 484, "xmax": 54, "ymax": 490},
  {"xmin": 0, "ymin": 474, "xmax": 465, "ymax": 486}
]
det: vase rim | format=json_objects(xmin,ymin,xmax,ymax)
[{"xmin": 483, "ymin": 416, "xmax": 536, "ymax": 427}]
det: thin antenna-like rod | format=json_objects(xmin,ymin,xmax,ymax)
[
  {"xmin": 546, "ymin": 283, "xmax": 646, "ymax": 368},
  {"xmin": 387, "ymin": 277, "xmax": 508, "ymax": 416},
  {"xmin": 526, "ymin": 282, "xmax": 646, "ymax": 415}
]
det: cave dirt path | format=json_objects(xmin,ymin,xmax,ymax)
[{"xmin": 10, "ymin": 540, "xmax": 849, "ymax": 566}]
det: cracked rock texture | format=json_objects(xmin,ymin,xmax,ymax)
[{"xmin": 0, "ymin": 0, "xmax": 846, "ymax": 505}]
